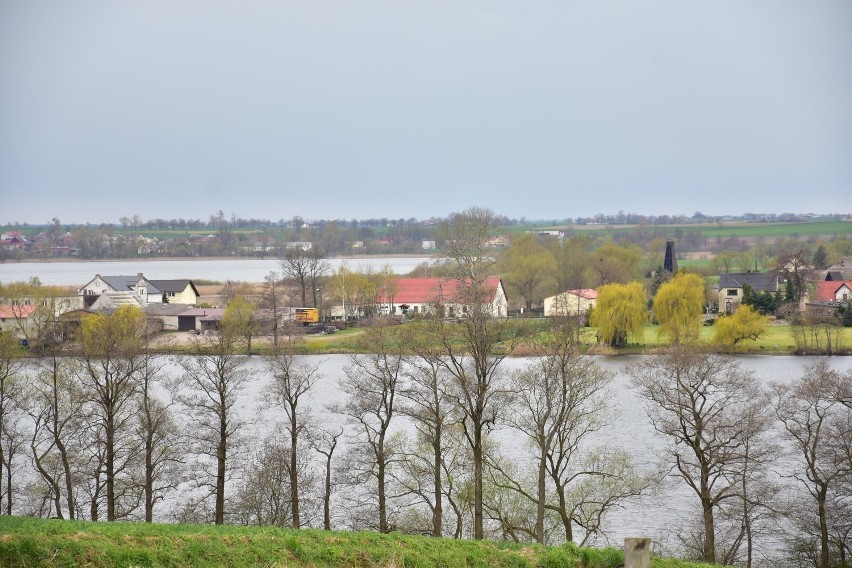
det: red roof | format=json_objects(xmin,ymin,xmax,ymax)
[
  {"xmin": 814, "ymin": 281, "xmax": 852, "ymax": 302},
  {"xmin": 566, "ymin": 289, "xmax": 598, "ymax": 300},
  {"xmin": 0, "ymin": 305, "xmax": 38, "ymax": 319},
  {"xmin": 381, "ymin": 277, "xmax": 502, "ymax": 304}
]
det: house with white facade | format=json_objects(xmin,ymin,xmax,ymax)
[
  {"xmin": 79, "ymin": 274, "xmax": 199, "ymax": 308},
  {"xmin": 814, "ymin": 281, "xmax": 852, "ymax": 304},
  {"xmin": 543, "ymin": 289, "xmax": 598, "ymax": 318},
  {"xmin": 378, "ymin": 277, "xmax": 508, "ymax": 318}
]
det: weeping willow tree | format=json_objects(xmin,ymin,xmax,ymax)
[
  {"xmin": 714, "ymin": 305, "xmax": 769, "ymax": 348},
  {"xmin": 653, "ymin": 272, "xmax": 705, "ymax": 344},
  {"xmin": 590, "ymin": 282, "xmax": 647, "ymax": 346}
]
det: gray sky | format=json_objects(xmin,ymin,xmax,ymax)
[{"xmin": 2, "ymin": 0, "xmax": 851, "ymax": 225}]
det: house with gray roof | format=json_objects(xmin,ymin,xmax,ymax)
[
  {"xmin": 717, "ymin": 272, "xmax": 783, "ymax": 313},
  {"xmin": 79, "ymin": 273, "xmax": 199, "ymax": 309}
]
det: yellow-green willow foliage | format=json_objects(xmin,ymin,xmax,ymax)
[
  {"xmin": 653, "ymin": 273, "xmax": 705, "ymax": 344},
  {"xmin": 590, "ymin": 282, "xmax": 647, "ymax": 346},
  {"xmin": 79, "ymin": 305, "xmax": 146, "ymax": 357},
  {"xmin": 714, "ymin": 305, "xmax": 769, "ymax": 347}
]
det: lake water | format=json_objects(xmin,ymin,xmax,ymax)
[
  {"xmin": 15, "ymin": 353, "xmax": 846, "ymax": 565},
  {"xmin": 270, "ymin": 354, "xmax": 848, "ymax": 561},
  {"xmin": 0, "ymin": 256, "xmax": 435, "ymax": 286}
]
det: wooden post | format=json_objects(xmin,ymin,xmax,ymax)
[{"xmin": 624, "ymin": 538, "xmax": 651, "ymax": 568}]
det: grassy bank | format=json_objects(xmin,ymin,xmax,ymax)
[
  {"xmin": 297, "ymin": 322, "xmax": 851, "ymax": 356},
  {"xmin": 0, "ymin": 516, "xmax": 714, "ymax": 568},
  {"xmin": 148, "ymin": 320, "xmax": 852, "ymax": 357}
]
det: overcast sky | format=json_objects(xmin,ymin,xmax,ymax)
[{"xmin": 1, "ymin": 0, "xmax": 850, "ymax": 225}]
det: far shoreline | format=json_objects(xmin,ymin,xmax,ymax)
[{"xmin": 1, "ymin": 253, "xmax": 434, "ymax": 265}]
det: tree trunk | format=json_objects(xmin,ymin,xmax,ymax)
[
  {"xmin": 818, "ymin": 488, "xmax": 829, "ymax": 568},
  {"xmin": 378, "ymin": 437, "xmax": 387, "ymax": 533},
  {"xmin": 473, "ymin": 427, "xmax": 483, "ymax": 540},
  {"xmin": 289, "ymin": 412, "xmax": 300, "ymax": 528},
  {"xmin": 535, "ymin": 446, "xmax": 547, "ymax": 543},
  {"xmin": 702, "ymin": 498, "xmax": 716, "ymax": 564},
  {"xmin": 145, "ymin": 429, "xmax": 154, "ymax": 522},
  {"xmin": 106, "ymin": 412, "xmax": 115, "ymax": 521},
  {"xmin": 324, "ymin": 453, "xmax": 332, "ymax": 530},
  {"xmin": 432, "ymin": 429, "xmax": 443, "ymax": 537},
  {"xmin": 216, "ymin": 411, "xmax": 226, "ymax": 525}
]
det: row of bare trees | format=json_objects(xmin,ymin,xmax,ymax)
[
  {"xmin": 1, "ymin": 307, "xmax": 850, "ymax": 566},
  {"xmin": 631, "ymin": 350, "xmax": 852, "ymax": 568}
]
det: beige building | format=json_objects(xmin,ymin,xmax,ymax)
[{"xmin": 543, "ymin": 289, "xmax": 598, "ymax": 318}]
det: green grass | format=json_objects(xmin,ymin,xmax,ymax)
[
  {"xmin": 0, "ymin": 516, "xmax": 716, "ymax": 568},
  {"xmin": 545, "ymin": 220, "xmax": 852, "ymax": 240},
  {"xmin": 601, "ymin": 323, "xmax": 852, "ymax": 354}
]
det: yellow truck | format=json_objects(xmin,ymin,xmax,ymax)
[{"xmin": 295, "ymin": 307, "xmax": 319, "ymax": 325}]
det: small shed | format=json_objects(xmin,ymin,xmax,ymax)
[{"xmin": 177, "ymin": 308, "xmax": 225, "ymax": 332}]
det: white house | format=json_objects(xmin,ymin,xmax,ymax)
[
  {"xmin": 543, "ymin": 289, "xmax": 598, "ymax": 318},
  {"xmin": 378, "ymin": 277, "xmax": 508, "ymax": 318},
  {"xmin": 79, "ymin": 274, "xmax": 199, "ymax": 308}
]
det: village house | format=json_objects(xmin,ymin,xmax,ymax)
[
  {"xmin": 0, "ymin": 231, "xmax": 30, "ymax": 251},
  {"xmin": 543, "ymin": 289, "xmax": 598, "ymax": 318},
  {"xmin": 79, "ymin": 274, "xmax": 199, "ymax": 308},
  {"xmin": 717, "ymin": 272, "xmax": 783, "ymax": 313},
  {"xmin": 378, "ymin": 277, "xmax": 508, "ymax": 318},
  {"xmin": 0, "ymin": 304, "xmax": 39, "ymax": 338},
  {"xmin": 813, "ymin": 280, "xmax": 852, "ymax": 304}
]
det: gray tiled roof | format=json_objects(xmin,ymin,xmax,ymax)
[
  {"xmin": 718, "ymin": 272, "xmax": 781, "ymax": 292},
  {"xmin": 143, "ymin": 304, "xmax": 195, "ymax": 316},
  {"xmin": 148, "ymin": 280, "xmax": 197, "ymax": 294},
  {"xmin": 100, "ymin": 275, "xmax": 146, "ymax": 292}
]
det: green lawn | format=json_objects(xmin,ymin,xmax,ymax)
[
  {"xmin": 294, "ymin": 320, "xmax": 852, "ymax": 356},
  {"xmin": 541, "ymin": 220, "xmax": 852, "ymax": 240},
  {"xmin": 0, "ymin": 516, "xmax": 716, "ymax": 568}
]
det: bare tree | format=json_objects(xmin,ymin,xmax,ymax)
[
  {"xmin": 312, "ymin": 426, "xmax": 343, "ymax": 531},
  {"xmin": 25, "ymin": 351, "xmax": 83, "ymax": 519},
  {"xmin": 493, "ymin": 321, "xmax": 651, "ymax": 544},
  {"xmin": 419, "ymin": 313, "xmax": 521, "ymax": 540},
  {"xmin": 435, "ymin": 207, "xmax": 498, "ymax": 283},
  {"xmin": 429, "ymin": 207, "xmax": 525, "ymax": 540},
  {"xmin": 232, "ymin": 439, "xmax": 318, "ymax": 527},
  {"xmin": 338, "ymin": 323, "xmax": 404, "ymax": 533},
  {"xmin": 397, "ymin": 326, "xmax": 460, "ymax": 537},
  {"xmin": 136, "ymin": 341, "xmax": 184, "ymax": 522},
  {"xmin": 78, "ymin": 306, "xmax": 146, "ymax": 521},
  {"xmin": 266, "ymin": 335, "xmax": 323, "ymax": 528},
  {"xmin": 280, "ymin": 247, "xmax": 329, "ymax": 308},
  {"xmin": 261, "ymin": 270, "xmax": 285, "ymax": 347},
  {"xmin": 714, "ymin": 397, "xmax": 777, "ymax": 568},
  {"xmin": 0, "ymin": 333, "xmax": 24, "ymax": 514},
  {"xmin": 179, "ymin": 327, "xmax": 249, "ymax": 525},
  {"xmin": 773, "ymin": 360, "xmax": 852, "ymax": 568},
  {"xmin": 630, "ymin": 348, "xmax": 764, "ymax": 565}
]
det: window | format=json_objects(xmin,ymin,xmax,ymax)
[{"xmin": 727, "ymin": 289, "xmax": 738, "ymax": 296}]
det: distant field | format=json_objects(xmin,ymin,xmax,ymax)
[{"xmin": 545, "ymin": 220, "xmax": 852, "ymax": 240}]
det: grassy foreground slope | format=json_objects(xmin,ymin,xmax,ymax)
[{"xmin": 0, "ymin": 516, "xmax": 713, "ymax": 568}]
